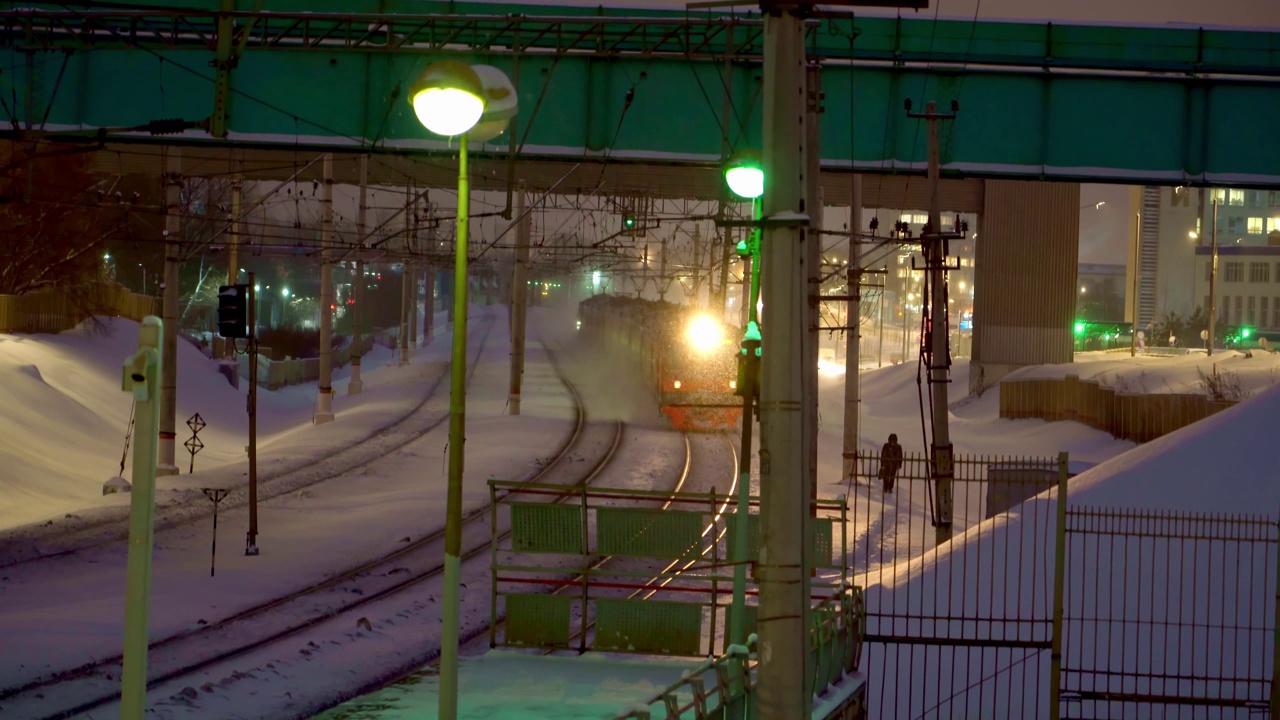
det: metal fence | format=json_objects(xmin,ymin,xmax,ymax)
[
  {"xmin": 488, "ymin": 479, "xmax": 850, "ymax": 660},
  {"xmin": 849, "ymin": 451, "xmax": 1067, "ymax": 719},
  {"xmin": 1059, "ymin": 507, "xmax": 1279, "ymax": 719}
]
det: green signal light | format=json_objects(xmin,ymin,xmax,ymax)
[
  {"xmin": 1074, "ymin": 322, "xmax": 1086, "ymax": 335},
  {"xmin": 623, "ymin": 215, "xmax": 637, "ymax": 229},
  {"xmin": 735, "ymin": 239, "xmax": 750, "ymax": 257},
  {"xmin": 1242, "ymin": 327, "xmax": 1252, "ymax": 339}
]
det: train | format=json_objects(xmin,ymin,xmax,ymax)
[{"xmin": 578, "ymin": 295, "xmax": 743, "ymax": 431}]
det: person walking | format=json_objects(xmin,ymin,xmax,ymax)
[{"xmin": 879, "ymin": 433, "xmax": 904, "ymax": 493}]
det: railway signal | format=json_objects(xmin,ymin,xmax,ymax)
[{"xmin": 216, "ymin": 284, "xmax": 250, "ymax": 339}]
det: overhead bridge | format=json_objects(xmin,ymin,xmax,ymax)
[{"xmin": 1, "ymin": 1, "xmax": 1278, "ymax": 189}]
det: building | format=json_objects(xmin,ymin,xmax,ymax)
[
  {"xmin": 1131, "ymin": 186, "xmax": 1280, "ymax": 330},
  {"xmin": 1192, "ymin": 245, "xmax": 1280, "ymax": 331},
  {"xmin": 1077, "ymin": 263, "xmax": 1126, "ymax": 322}
]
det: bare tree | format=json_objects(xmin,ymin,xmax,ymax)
[{"xmin": 0, "ymin": 141, "xmax": 125, "ymax": 297}]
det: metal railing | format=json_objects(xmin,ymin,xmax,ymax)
[{"xmin": 616, "ymin": 584, "xmax": 868, "ymax": 720}]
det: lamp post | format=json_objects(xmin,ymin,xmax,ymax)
[
  {"xmin": 409, "ymin": 59, "xmax": 516, "ymax": 720},
  {"xmin": 723, "ymin": 150, "xmax": 763, "ymax": 655}
]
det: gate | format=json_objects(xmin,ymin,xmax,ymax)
[
  {"xmin": 1058, "ymin": 507, "xmax": 1279, "ymax": 718},
  {"xmin": 850, "ymin": 451, "xmax": 1067, "ymax": 719}
]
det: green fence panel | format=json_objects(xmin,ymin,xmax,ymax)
[
  {"xmin": 813, "ymin": 518, "xmax": 835, "ymax": 569},
  {"xmin": 594, "ymin": 598, "xmax": 703, "ymax": 656},
  {"xmin": 726, "ymin": 515, "xmax": 834, "ymax": 567},
  {"xmin": 596, "ymin": 507, "xmax": 703, "ymax": 559},
  {"xmin": 511, "ymin": 502, "xmax": 582, "ymax": 554},
  {"xmin": 504, "ymin": 593, "xmax": 572, "ymax": 648}
]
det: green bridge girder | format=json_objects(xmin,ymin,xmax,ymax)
[{"xmin": 3, "ymin": 1, "xmax": 1279, "ymax": 186}]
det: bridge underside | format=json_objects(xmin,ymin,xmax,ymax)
[{"xmin": 83, "ymin": 141, "xmax": 986, "ymax": 210}]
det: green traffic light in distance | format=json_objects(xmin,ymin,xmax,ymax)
[{"xmin": 623, "ymin": 215, "xmax": 636, "ymax": 229}]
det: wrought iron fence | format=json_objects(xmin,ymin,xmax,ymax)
[
  {"xmin": 1059, "ymin": 507, "xmax": 1279, "ymax": 719},
  {"xmin": 849, "ymin": 451, "xmax": 1067, "ymax": 719}
]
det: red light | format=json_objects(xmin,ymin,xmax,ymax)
[
  {"xmin": 376, "ymin": 274, "xmax": 382, "ymax": 280},
  {"xmin": 330, "ymin": 304, "xmax": 337, "ymax": 311},
  {"xmin": 347, "ymin": 298, "xmax": 355, "ymax": 305}
]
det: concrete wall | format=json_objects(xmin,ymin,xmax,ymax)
[{"xmin": 970, "ymin": 180, "xmax": 1080, "ymax": 395}]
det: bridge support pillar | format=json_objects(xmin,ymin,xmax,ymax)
[{"xmin": 970, "ymin": 180, "xmax": 1080, "ymax": 396}]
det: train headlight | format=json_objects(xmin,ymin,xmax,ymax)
[
  {"xmin": 686, "ymin": 314, "xmax": 725, "ymax": 354},
  {"xmin": 674, "ymin": 380, "xmax": 682, "ymax": 389}
]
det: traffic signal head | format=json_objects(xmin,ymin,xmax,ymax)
[
  {"xmin": 623, "ymin": 215, "xmax": 637, "ymax": 230},
  {"xmin": 217, "ymin": 284, "xmax": 250, "ymax": 339},
  {"xmin": 1074, "ymin": 322, "xmax": 1086, "ymax": 336}
]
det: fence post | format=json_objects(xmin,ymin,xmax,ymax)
[
  {"xmin": 1272, "ymin": 516, "xmax": 1280, "ymax": 718},
  {"xmin": 1050, "ymin": 451, "xmax": 1069, "ymax": 720}
]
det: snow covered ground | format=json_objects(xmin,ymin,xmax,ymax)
[
  {"xmin": 1006, "ymin": 348, "xmax": 1280, "ymax": 398},
  {"xmin": 0, "ymin": 308, "xmax": 1274, "ymax": 719}
]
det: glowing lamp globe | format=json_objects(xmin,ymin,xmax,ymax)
[
  {"xmin": 466, "ymin": 65, "xmax": 519, "ymax": 143},
  {"xmin": 724, "ymin": 150, "xmax": 765, "ymax": 200},
  {"xmin": 410, "ymin": 61, "xmax": 486, "ymax": 137}
]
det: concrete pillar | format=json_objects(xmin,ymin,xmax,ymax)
[
  {"xmin": 970, "ymin": 180, "xmax": 1080, "ymax": 395},
  {"xmin": 756, "ymin": 8, "xmax": 812, "ymax": 719},
  {"xmin": 349, "ymin": 155, "xmax": 367, "ymax": 395},
  {"xmin": 157, "ymin": 148, "xmax": 181, "ymax": 477},
  {"xmin": 314, "ymin": 153, "xmax": 335, "ymax": 424}
]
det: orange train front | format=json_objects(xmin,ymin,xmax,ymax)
[{"xmin": 579, "ymin": 295, "xmax": 743, "ymax": 431}]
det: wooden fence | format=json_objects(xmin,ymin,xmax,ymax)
[
  {"xmin": 999, "ymin": 375, "xmax": 1236, "ymax": 443},
  {"xmin": 0, "ymin": 283, "xmax": 159, "ymax": 333}
]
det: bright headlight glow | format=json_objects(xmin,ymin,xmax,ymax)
[
  {"xmin": 412, "ymin": 87, "xmax": 484, "ymax": 137},
  {"xmin": 686, "ymin": 314, "xmax": 725, "ymax": 353}
]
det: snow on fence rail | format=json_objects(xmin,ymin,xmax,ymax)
[
  {"xmin": 1000, "ymin": 375, "xmax": 1236, "ymax": 443},
  {"xmin": 0, "ymin": 283, "xmax": 158, "ymax": 333}
]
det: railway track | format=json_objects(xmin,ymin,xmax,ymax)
[
  {"xmin": 551, "ymin": 432, "xmax": 740, "ymax": 654},
  {"xmin": 0, "ymin": 309, "xmax": 498, "ymax": 569},
  {"xmin": 0, "ymin": 326, "xmax": 606, "ymax": 720}
]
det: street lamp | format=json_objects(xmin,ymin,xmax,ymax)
[
  {"xmin": 723, "ymin": 148, "xmax": 765, "ymax": 653},
  {"xmin": 410, "ymin": 59, "xmax": 516, "ymax": 720},
  {"xmin": 724, "ymin": 149, "xmax": 765, "ymax": 201}
]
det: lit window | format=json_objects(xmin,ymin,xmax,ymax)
[
  {"xmin": 1211, "ymin": 189, "xmax": 1227, "ymax": 204},
  {"xmin": 1269, "ymin": 218, "xmax": 1280, "ymax": 233},
  {"xmin": 1229, "ymin": 189, "xmax": 1245, "ymax": 206},
  {"xmin": 1248, "ymin": 217, "xmax": 1264, "ymax": 234}
]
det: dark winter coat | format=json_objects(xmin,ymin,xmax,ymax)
[{"xmin": 880, "ymin": 441, "xmax": 904, "ymax": 479}]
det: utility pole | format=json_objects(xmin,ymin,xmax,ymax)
[
  {"xmin": 158, "ymin": 148, "xmax": 181, "ymax": 477},
  {"xmin": 907, "ymin": 100, "xmax": 959, "ymax": 546},
  {"xmin": 400, "ymin": 185, "xmax": 411, "ymax": 367},
  {"xmin": 315, "ymin": 153, "xmax": 335, "ymax": 424},
  {"xmin": 225, "ymin": 170, "xmax": 242, "ymax": 362},
  {"xmin": 756, "ymin": 6, "xmax": 811, "ymax": 718},
  {"xmin": 1209, "ymin": 200, "xmax": 1218, "ymax": 356},
  {"xmin": 510, "ymin": 181, "xmax": 530, "ymax": 415},
  {"xmin": 1131, "ymin": 212, "xmax": 1141, "ymax": 357},
  {"xmin": 350, "ymin": 155, "xmax": 368, "ymax": 395},
  {"xmin": 842, "ymin": 175, "xmax": 863, "ymax": 480},
  {"xmin": 409, "ymin": 201, "xmax": 419, "ymax": 354},
  {"xmin": 424, "ymin": 266, "xmax": 436, "ymax": 342},
  {"xmin": 805, "ymin": 62, "xmax": 822, "ymax": 520},
  {"xmin": 246, "ymin": 272, "xmax": 259, "ymax": 556}
]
